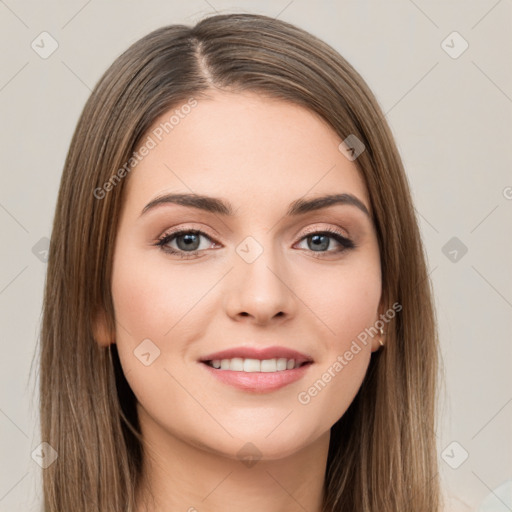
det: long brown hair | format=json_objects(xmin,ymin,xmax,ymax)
[{"xmin": 39, "ymin": 12, "xmax": 442, "ymax": 511}]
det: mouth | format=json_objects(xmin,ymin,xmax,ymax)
[
  {"xmin": 198, "ymin": 345, "xmax": 314, "ymax": 372},
  {"xmin": 198, "ymin": 346, "xmax": 314, "ymax": 392},
  {"xmin": 202, "ymin": 358, "xmax": 312, "ymax": 372}
]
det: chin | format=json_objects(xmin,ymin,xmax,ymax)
[{"xmin": 193, "ymin": 421, "xmax": 320, "ymax": 462}]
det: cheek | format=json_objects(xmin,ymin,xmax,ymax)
[
  {"xmin": 110, "ymin": 247, "xmax": 209, "ymax": 341},
  {"xmin": 302, "ymin": 257, "xmax": 381, "ymax": 352},
  {"xmin": 109, "ymin": 248, "xmax": 204, "ymax": 427},
  {"xmin": 333, "ymin": 277, "xmax": 381, "ymax": 350},
  {"xmin": 292, "ymin": 258, "xmax": 380, "ymax": 424},
  {"xmin": 109, "ymin": 246, "xmax": 218, "ymax": 406}
]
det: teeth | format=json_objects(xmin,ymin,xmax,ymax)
[{"xmin": 208, "ymin": 357, "xmax": 303, "ymax": 372}]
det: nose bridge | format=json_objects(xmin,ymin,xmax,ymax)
[{"xmin": 224, "ymin": 232, "xmax": 295, "ymax": 323}]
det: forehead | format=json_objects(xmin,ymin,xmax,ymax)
[{"xmin": 123, "ymin": 91, "xmax": 370, "ymax": 216}]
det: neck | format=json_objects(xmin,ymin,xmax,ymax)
[{"xmin": 134, "ymin": 405, "xmax": 329, "ymax": 512}]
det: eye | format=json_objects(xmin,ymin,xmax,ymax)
[
  {"xmin": 155, "ymin": 226, "xmax": 356, "ymax": 259},
  {"xmin": 156, "ymin": 229, "xmax": 217, "ymax": 259},
  {"xmin": 294, "ymin": 227, "xmax": 356, "ymax": 258}
]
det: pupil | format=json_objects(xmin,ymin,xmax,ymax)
[
  {"xmin": 178, "ymin": 233, "xmax": 199, "ymax": 251},
  {"xmin": 310, "ymin": 234, "xmax": 328, "ymax": 251}
]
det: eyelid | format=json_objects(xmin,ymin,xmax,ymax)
[
  {"xmin": 155, "ymin": 222, "xmax": 355, "ymax": 260},
  {"xmin": 156, "ymin": 223, "xmax": 220, "ymax": 241},
  {"xmin": 156, "ymin": 222, "xmax": 351, "ymax": 244},
  {"xmin": 298, "ymin": 223, "xmax": 350, "ymax": 239}
]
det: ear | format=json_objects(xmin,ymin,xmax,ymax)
[
  {"xmin": 370, "ymin": 302, "xmax": 388, "ymax": 353},
  {"xmin": 92, "ymin": 309, "xmax": 115, "ymax": 347}
]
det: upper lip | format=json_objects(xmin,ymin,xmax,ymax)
[{"xmin": 199, "ymin": 346, "xmax": 314, "ymax": 365}]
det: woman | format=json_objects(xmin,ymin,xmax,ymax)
[{"xmin": 39, "ymin": 12, "xmax": 442, "ymax": 512}]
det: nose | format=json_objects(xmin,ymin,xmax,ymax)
[{"xmin": 223, "ymin": 247, "xmax": 297, "ymax": 326}]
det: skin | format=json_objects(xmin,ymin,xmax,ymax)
[{"xmin": 94, "ymin": 90, "xmax": 385, "ymax": 512}]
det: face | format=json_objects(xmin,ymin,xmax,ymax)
[{"xmin": 96, "ymin": 90, "xmax": 384, "ymax": 460}]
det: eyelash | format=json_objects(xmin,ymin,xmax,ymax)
[{"xmin": 155, "ymin": 226, "xmax": 356, "ymax": 260}]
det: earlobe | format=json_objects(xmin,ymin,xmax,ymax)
[
  {"xmin": 370, "ymin": 328, "xmax": 385, "ymax": 352},
  {"xmin": 371, "ymin": 303, "xmax": 389, "ymax": 352},
  {"xmin": 376, "ymin": 327, "xmax": 385, "ymax": 351},
  {"xmin": 92, "ymin": 310, "xmax": 115, "ymax": 347}
]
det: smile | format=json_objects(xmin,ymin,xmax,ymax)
[
  {"xmin": 200, "ymin": 359, "xmax": 313, "ymax": 392},
  {"xmin": 204, "ymin": 357, "xmax": 309, "ymax": 372}
]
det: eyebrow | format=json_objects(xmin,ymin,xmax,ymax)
[{"xmin": 140, "ymin": 192, "xmax": 371, "ymax": 218}]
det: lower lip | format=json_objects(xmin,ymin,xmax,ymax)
[{"xmin": 199, "ymin": 362, "xmax": 313, "ymax": 392}]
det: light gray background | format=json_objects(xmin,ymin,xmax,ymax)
[{"xmin": 1, "ymin": 1, "xmax": 511, "ymax": 511}]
